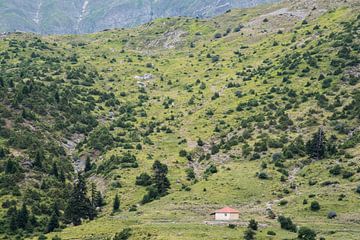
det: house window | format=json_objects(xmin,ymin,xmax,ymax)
[{"xmin": 224, "ymin": 213, "xmax": 227, "ymax": 216}]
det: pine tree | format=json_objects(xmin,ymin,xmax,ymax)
[
  {"xmin": 64, "ymin": 174, "xmax": 93, "ymax": 225},
  {"xmin": 17, "ymin": 203, "xmax": 29, "ymax": 229},
  {"xmin": 52, "ymin": 201, "xmax": 60, "ymax": 217},
  {"xmin": 7, "ymin": 206, "xmax": 18, "ymax": 231},
  {"xmin": 84, "ymin": 157, "xmax": 92, "ymax": 172},
  {"xmin": 152, "ymin": 160, "xmax": 170, "ymax": 197},
  {"xmin": 90, "ymin": 183, "xmax": 104, "ymax": 208},
  {"xmin": 95, "ymin": 191, "xmax": 105, "ymax": 207},
  {"xmin": 243, "ymin": 228, "xmax": 255, "ymax": 240},
  {"xmin": 90, "ymin": 182, "xmax": 96, "ymax": 206},
  {"xmin": 54, "ymin": 91, "xmax": 60, "ymax": 103},
  {"xmin": 46, "ymin": 212, "xmax": 59, "ymax": 233},
  {"xmin": 59, "ymin": 169, "xmax": 66, "ymax": 183},
  {"xmin": 33, "ymin": 149, "xmax": 45, "ymax": 169},
  {"xmin": 29, "ymin": 214, "xmax": 38, "ymax": 228},
  {"xmin": 51, "ymin": 162, "xmax": 59, "ymax": 178},
  {"xmin": 248, "ymin": 219, "xmax": 258, "ymax": 231},
  {"xmin": 306, "ymin": 128, "xmax": 327, "ymax": 160},
  {"xmin": 113, "ymin": 193, "xmax": 120, "ymax": 212}
]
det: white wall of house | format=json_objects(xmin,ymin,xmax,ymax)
[{"xmin": 215, "ymin": 213, "xmax": 239, "ymax": 221}]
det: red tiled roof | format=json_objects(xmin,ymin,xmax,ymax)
[{"xmin": 213, "ymin": 207, "xmax": 240, "ymax": 214}]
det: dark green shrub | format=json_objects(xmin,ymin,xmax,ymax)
[
  {"xmin": 258, "ymin": 172, "xmax": 268, "ymax": 179},
  {"xmin": 327, "ymin": 211, "xmax": 337, "ymax": 219},
  {"xmin": 113, "ymin": 228, "xmax": 132, "ymax": 240},
  {"xmin": 214, "ymin": 33, "xmax": 222, "ymax": 39},
  {"xmin": 135, "ymin": 173, "xmax": 152, "ymax": 186},
  {"xmin": 298, "ymin": 227, "xmax": 316, "ymax": 240},
  {"xmin": 310, "ymin": 201, "xmax": 320, "ymax": 211},
  {"xmin": 244, "ymin": 228, "xmax": 256, "ymax": 240},
  {"xmin": 329, "ymin": 165, "xmax": 342, "ymax": 176},
  {"xmin": 248, "ymin": 219, "xmax": 258, "ymax": 231},
  {"xmin": 278, "ymin": 215, "xmax": 297, "ymax": 232}
]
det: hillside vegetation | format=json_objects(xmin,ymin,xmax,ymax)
[
  {"xmin": 0, "ymin": 0, "xmax": 277, "ymax": 34},
  {"xmin": 0, "ymin": 0, "xmax": 359, "ymax": 239}
]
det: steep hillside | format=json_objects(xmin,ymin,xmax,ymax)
[
  {"xmin": 0, "ymin": 0, "xmax": 359, "ymax": 239},
  {"xmin": 0, "ymin": 0, "xmax": 278, "ymax": 34}
]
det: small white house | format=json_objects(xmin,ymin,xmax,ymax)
[{"xmin": 211, "ymin": 207, "xmax": 240, "ymax": 221}]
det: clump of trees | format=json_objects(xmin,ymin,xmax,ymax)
[
  {"xmin": 141, "ymin": 161, "xmax": 170, "ymax": 204},
  {"xmin": 64, "ymin": 174, "xmax": 97, "ymax": 226}
]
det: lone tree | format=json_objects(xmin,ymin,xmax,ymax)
[
  {"xmin": 248, "ymin": 219, "xmax": 258, "ymax": 231},
  {"xmin": 64, "ymin": 174, "xmax": 96, "ymax": 225},
  {"xmin": 306, "ymin": 128, "xmax": 327, "ymax": 160},
  {"xmin": 113, "ymin": 193, "xmax": 120, "ymax": 212},
  {"xmin": 152, "ymin": 160, "xmax": 171, "ymax": 197},
  {"xmin": 84, "ymin": 156, "xmax": 92, "ymax": 172}
]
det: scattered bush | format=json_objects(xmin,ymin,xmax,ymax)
[
  {"xmin": 267, "ymin": 230, "xmax": 276, "ymax": 236},
  {"xmin": 310, "ymin": 201, "xmax": 321, "ymax": 211},
  {"xmin": 258, "ymin": 172, "xmax": 269, "ymax": 179},
  {"xmin": 278, "ymin": 215, "xmax": 297, "ymax": 232},
  {"xmin": 113, "ymin": 228, "xmax": 132, "ymax": 240},
  {"xmin": 298, "ymin": 227, "xmax": 316, "ymax": 240},
  {"xmin": 214, "ymin": 33, "xmax": 222, "ymax": 39},
  {"xmin": 135, "ymin": 173, "xmax": 152, "ymax": 186},
  {"xmin": 248, "ymin": 219, "xmax": 258, "ymax": 231},
  {"xmin": 244, "ymin": 228, "xmax": 256, "ymax": 240},
  {"xmin": 327, "ymin": 211, "xmax": 337, "ymax": 219},
  {"xmin": 329, "ymin": 165, "xmax": 342, "ymax": 176}
]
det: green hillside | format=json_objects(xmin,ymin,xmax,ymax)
[
  {"xmin": 0, "ymin": 0, "xmax": 277, "ymax": 34},
  {"xmin": 0, "ymin": 0, "xmax": 359, "ymax": 239}
]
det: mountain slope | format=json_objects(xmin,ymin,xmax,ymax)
[
  {"xmin": 0, "ymin": 0, "xmax": 359, "ymax": 239},
  {"xmin": 0, "ymin": 0, "xmax": 278, "ymax": 34}
]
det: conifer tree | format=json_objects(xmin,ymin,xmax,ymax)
[
  {"xmin": 17, "ymin": 203, "xmax": 29, "ymax": 229},
  {"xmin": 33, "ymin": 149, "xmax": 45, "ymax": 169},
  {"xmin": 59, "ymin": 169, "xmax": 66, "ymax": 183},
  {"xmin": 84, "ymin": 157, "xmax": 92, "ymax": 172},
  {"xmin": 51, "ymin": 162, "xmax": 59, "ymax": 178},
  {"xmin": 113, "ymin": 193, "xmax": 120, "ymax": 212},
  {"xmin": 64, "ymin": 173, "xmax": 94, "ymax": 225},
  {"xmin": 7, "ymin": 206, "xmax": 18, "ymax": 231},
  {"xmin": 90, "ymin": 183, "xmax": 104, "ymax": 208},
  {"xmin": 46, "ymin": 212, "xmax": 59, "ymax": 233},
  {"xmin": 52, "ymin": 201, "xmax": 60, "ymax": 217},
  {"xmin": 306, "ymin": 128, "xmax": 327, "ymax": 160},
  {"xmin": 152, "ymin": 160, "xmax": 170, "ymax": 197}
]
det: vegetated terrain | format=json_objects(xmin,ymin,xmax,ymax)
[
  {"xmin": 0, "ymin": 0, "xmax": 278, "ymax": 34},
  {"xmin": 0, "ymin": 0, "xmax": 359, "ymax": 239}
]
